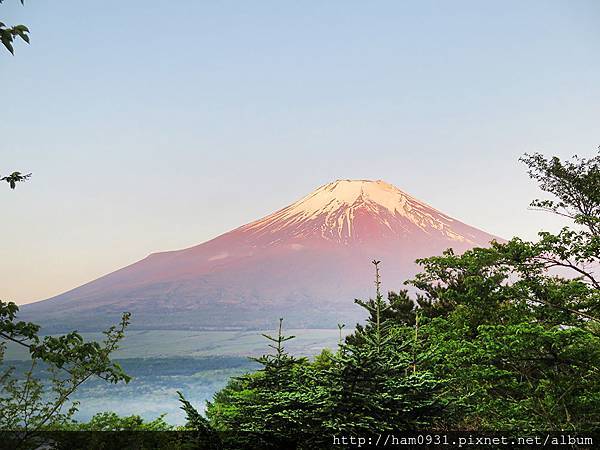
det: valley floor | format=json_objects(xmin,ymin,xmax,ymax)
[{"xmin": 3, "ymin": 329, "xmax": 349, "ymax": 424}]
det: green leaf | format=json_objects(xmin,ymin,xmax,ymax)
[
  {"xmin": 1, "ymin": 35, "xmax": 14, "ymax": 55},
  {"xmin": 12, "ymin": 25, "xmax": 29, "ymax": 33}
]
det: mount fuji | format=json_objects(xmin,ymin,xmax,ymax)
[{"xmin": 21, "ymin": 180, "xmax": 499, "ymax": 331}]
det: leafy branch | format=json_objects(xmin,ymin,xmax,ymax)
[
  {"xmin": 0, "ymin": 0, "xmax": 30, "ymax": 55},
  {"xmin": 1, "ymin": 172, "xmax": 31, "ymax": 189},
  {"xmin": 0, "ymin": 300, "xmax": 131, "ymax": 441}
]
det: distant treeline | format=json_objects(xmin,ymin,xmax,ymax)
[{"xmin": 5, "ymin": 356, "xmax": 259, "ymax": 379}]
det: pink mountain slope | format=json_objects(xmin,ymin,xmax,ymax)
[{"xmin": 21, "ymin": 180, "xmax": 499, "ymax": 331}]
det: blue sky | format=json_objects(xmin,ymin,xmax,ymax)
[{"xmin": 1, "ymin": 0, "xmax": 599, "ymax": 303}]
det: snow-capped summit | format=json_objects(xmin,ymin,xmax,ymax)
[
  {"xmin": 21, "ymin": 180, "xmax": 499, "ymax": 331},
  {"xmin": 240, "ymin": 179, "xmax": 481, "ymax": 245}
]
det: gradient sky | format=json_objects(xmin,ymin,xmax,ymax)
[{"xmin": 1, "ymin": 0, "xmax": 599, "ymax": 304}]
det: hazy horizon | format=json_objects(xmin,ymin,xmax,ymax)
[{"xmin": 2, "ymin": 0, "xmax": 599, "ymax": 304}]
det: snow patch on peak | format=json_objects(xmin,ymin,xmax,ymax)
[
  {"xmin": 239, "ymin": 179, "xmax": 477, "ymax": 245},
  {"xmin": 282, "ymin": 179, "xmax": 435, "ymax": 222}
]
